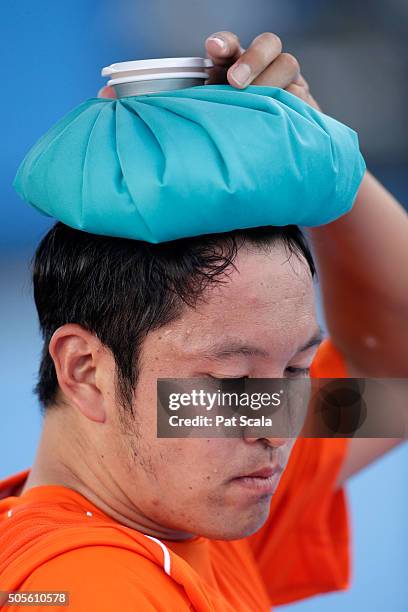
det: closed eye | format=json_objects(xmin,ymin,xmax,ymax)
[
  {"xmin": 207, "ymin": 374, "xmax": 249, "ymax": 381},
  {"xmin": 285, "ymin": 366, "xmax": 310, "ymax": 378}
]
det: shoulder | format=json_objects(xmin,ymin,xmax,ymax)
[
  {"xmin": 19, "ymin": 545, "xmax": 191, "ymax": 611},
  {"xmin": 311, "ymin": 337, "xmax": 348, "ymax": 377}
]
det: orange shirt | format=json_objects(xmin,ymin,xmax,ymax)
[{"xmin": 0, "ymin": 338, "xmax": 349, "ymax": 611}]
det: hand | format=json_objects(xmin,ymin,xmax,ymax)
[
  {"xmin": 98, "ymin": 30, "xmax": 320, "ymax": 111},
  {"xmin": 205, "ymin": 31, "xmax": 320, "ymax": 110}
]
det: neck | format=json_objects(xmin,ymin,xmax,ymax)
[{"xmin": 22, "ymin": 407, "xmax": 194, "ymax": 542}]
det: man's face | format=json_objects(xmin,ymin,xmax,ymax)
[{"xmin": 102, "ymin": 242, "xmax": 320, "ymax": 540}]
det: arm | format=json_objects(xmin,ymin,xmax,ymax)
[
  {"xmin": 307, "ymin": 173, "xmax": 408, "ymax": 485},
  {"xmin": 307, "ymin": 170, "xmax": 408, "ymax": 377},
  {"xmin": 335, "ymin": 437, "xmax": 403, "ymax": 488}
]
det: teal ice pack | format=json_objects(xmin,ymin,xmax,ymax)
[{"xmin": 13, "ymin": 84, "xmax": 366, "ymax": 243}]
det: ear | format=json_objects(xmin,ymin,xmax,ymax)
[{"xmin": 48, "ymin": 324, "xmax": 111, "ymax": 423}]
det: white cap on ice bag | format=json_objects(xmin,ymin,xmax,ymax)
[{"xmin": 101, "ymin": 57, "xmax": 214, "ymax": 97}]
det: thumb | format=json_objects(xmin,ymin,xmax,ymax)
[{"xmin": 97, "ymin": 85, "xmax": 117, "ymax": 99}]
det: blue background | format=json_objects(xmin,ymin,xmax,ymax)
[{"xmin": 1, "ymin": 2, "xmax": 407, "ymax": 610}]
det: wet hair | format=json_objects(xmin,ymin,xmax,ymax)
[{"xmin": 33, "ymin": 221, "xmax": 315, "ymax": 415}]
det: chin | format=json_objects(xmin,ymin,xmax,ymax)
[
  {"xmin": 203, "ymin": 503, "xmax": 272, "ymax": 541},
  {"xmin": 211, "ymin": 521, "xmax": 268, "ymax": 541}
]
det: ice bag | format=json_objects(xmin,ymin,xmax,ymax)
[{"xmin": 13, "ymin": 84, "xmax": 366, "ymax": 242}]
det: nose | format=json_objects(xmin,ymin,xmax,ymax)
[{"xmin": 243, "ymin": 433, "xmax": 288, "ymax": 448}]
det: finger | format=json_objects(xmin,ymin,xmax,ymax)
[
  {"xmin": 205, "ymin": 31, "xmax": 245, "ymax": 66},
  {"xmin": 286, "ymin": 83, "xmax": 312, "ymax": 104},
  {"xmin": 97, "ymin": 86, "xmax": 117, "ymax": 99},
  {"xmin": 286, "ymin": 83, "xmax": 309, "ymax": 102},
  {"xmin": 287, "ymin": 82, "xmax": 321, "ymax": 111},
  {"xmin": 293, "ymin": 72, "xmax": 310, "ymax": 92},
  {"xmin": 251, "ymin": 53, "xmax": 300, "ymax": 89},
  {"xmin": 227, "ymin": 32, "xmax": 283, "ymax": 88},
  {"xmin": 307, "ymin": 92, "xmax": 321, "ymax": 111},
  {"xmin": 205, "ymin": 64, "xmax": 229, "ymax": 85}
]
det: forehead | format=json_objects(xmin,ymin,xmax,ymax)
[
  {"xmin": 148, "ymin": 242, "xmax": 317, "ymax": 363},
  {"xmin": 207, "ymin": 242, "xmax": 313, "ymax": 314}
]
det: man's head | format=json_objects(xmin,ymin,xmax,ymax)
[{"xmin": 32, "ymin": 222, "xmax": 321, "ymax": 540}]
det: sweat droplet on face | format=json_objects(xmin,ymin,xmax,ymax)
[{"xmin": 364, "ymin": 336, "xmax": 378, "ymax": 349}]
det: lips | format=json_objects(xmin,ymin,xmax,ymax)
[
  {"xmin": 230, "ymin": 464, "xmax": 284, "ymax": 496},
  {"xmin": 239, "ymin": 465, "xmax": 283, "ymax": 479}
]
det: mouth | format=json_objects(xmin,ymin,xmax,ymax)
[{"xmin": 229, "ymin": 464, "xmax": 284, "ymax": 496}]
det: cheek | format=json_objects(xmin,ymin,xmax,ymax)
[
  {"xmin": 128, "ymin": 375, "xmax": 238, "ymax": 486},
  {"xmin": 150, "ymin": 439, "xmax": 234, "ymax": 485},
  {"xmin": 280, "ymin": 439, "xmax": 296, "ymax": 467}
]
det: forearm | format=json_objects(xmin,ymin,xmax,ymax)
[
  {"xmin": 307, "ymin": 170, "xmax": 408, "ymax": 375},
  {"xmin": 335, "ymin": 438, "xmax": 404, "ymax": 488}
]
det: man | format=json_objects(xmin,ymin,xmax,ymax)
[{"xmin": 0, "ymin": 31, "xmax": 407, "ymax": 610}]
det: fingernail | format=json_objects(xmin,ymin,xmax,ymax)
[
  {"xmin": 207, "ymin": 36, "xmax": 227, "ymax": 50},
  {"xmin": 231, "ymin": 62, "xmax": 251, "ymax": 86}
]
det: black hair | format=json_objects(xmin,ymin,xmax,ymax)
[{"xmin": 33, "ymin": 222, "xmax": 315, "ymax": 415}]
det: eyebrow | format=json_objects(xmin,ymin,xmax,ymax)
[{"xmin": 197, "ymin": 326, "xmax": 324, "ymax": 360}]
